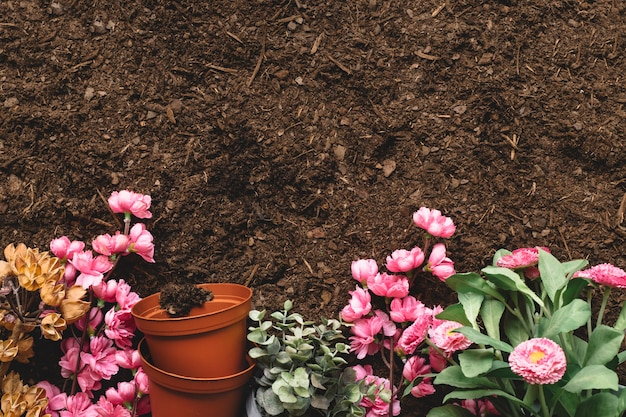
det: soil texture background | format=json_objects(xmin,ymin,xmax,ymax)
[{"xmin": 1, "ymin": 0, "xmax": 625, "ymax": 416}]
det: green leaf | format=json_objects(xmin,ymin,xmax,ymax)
[
  {"xmin": 614, "ymin": 301, "xmax": 626, "ymax": 331},
  {"xmin": 434, "ymin": 365, "xmax": 499, "ymax": 389},
  {"xmin": 480, "ymin": 299, "xmax": 505, "ymax": 340},
  {"xmin": 427, "ymin": 405, "xmax": 475, "ymax": 417},
  {"xmin": 502, "ymin": 311, "xmax": 529, "ymax": 347},
  {"xmin": 458, "ymin": 348, "xmax": 494, "ymax": 378},
  {"xmin": 563, "ymin": 365, "xmax": 619, "ymax": 393},
  {"xmin": 454, "ymin": 327, "xmax": 513, "ymax": 353},
  {"xmin": 249, "ymin": 346, "xmax": 269, "ymax": 359},
  {"xmin": 538, "ymin": 249, "xmax": 568, "ymax": 304},
  {"xmin": 584, "ymin": 325, "xmax": 624, "ymax": 366},
  {"xmin": 458, "ymin": 291, "xmax": 484, "ymax": 328},
  {"xmin": 445, "ymin": 273, "xmax": 504, "ymax": 302},
  {"xmin": 537, "ymin": 298, "xmax": 591, "ymax": 338},
  {"xmin": 258, "ymin": 388, "xmax": 285, "ymax": 416},
  {"xmin": 249, "ymin": 309, "xmax": 266, "ymax": 321},
  {"xmin": 574, "ymin": 392, "xmax": 619, "ymax": 417},
  {"xmin": 617, "ymin": 386, "xmax": 626, "ymax": 415},
  {"xmin": 482, "ymin": 265, "xmax": 544, "ymax": 308},
  {"xmin": 561, "ymin": 259, "xmax": 589, "ymax": 277},
  {"xmin": 436, "ymin": 303, "xmax": 472, "ymax": 327},
  {"xmin": 561, "ymin": 277, "xmax": 591, "ymax": 306},
  {"xmin": 443, "ymin": 389, "xmax": 530, "ymax": 411}
]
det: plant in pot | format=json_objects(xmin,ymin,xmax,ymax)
[{"xmin": 247, "ymin": 300, "xmax": 370, "ymax": 416}]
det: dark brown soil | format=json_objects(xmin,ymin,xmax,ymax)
[{"xmin": 1, "ymin": 0, "xmax": 625, "ymax": 415}]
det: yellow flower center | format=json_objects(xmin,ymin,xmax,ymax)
[{"xmin": 530, "ymin": 350, "xmax": 545, "ymax": 364}]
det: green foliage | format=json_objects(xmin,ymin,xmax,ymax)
[
  {"xmin": 435, "ymin": 249, "xmax": 626, "ymax": 417},
  {"xmin": 247, "ymin": 300, "xmax": 366, "ymax": 417}
]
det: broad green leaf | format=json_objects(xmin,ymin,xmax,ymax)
[
  {"xmin": 480, "ymin": 299, "xmax": 505, "ymax": 340},
  {"xmin": 574, "ymin": 392, "xmax": 619, "ymax": 417},
  {"xmin": 454, "ymin": 327, "xmax": 513, "ymax": 353},
  {"xmin": 434, "ymin": 365, "xmax": 499, "ymax": 389},
  {"xmin": 563, "ymin": 365, "xmax": 619, "ymax": 393},
  {"xmin": 618, "ymin": 386, "xmax": 626, "ymax": 415},
  {"xmin": 584, "ymin": 325, "xmax": 624, "ymax": 366},
  {"xmin": 613, "ymin": 301, "xmax": 626, "ymax": 331},
  {"xmin": 538, "ymin": 249, "xmax": 568, "ymax": 304},
  {"xmin": 482, "ymin": 265, "xmax": 544, "ymax": 308},
  {"xmin": 458, "ymin": 291, "xmax": 484, "ymax": 328},
  {"xmin": 427, "ymin": 405, "xmax": 475, "ymax": 417},
  {"xmin": 537, "ymin": 298, "xmax": 590, "ymax": 338},
  {"xmin": 483, "ymin": 360, "xmax": 518, "ymax": 379},
  {"xmin": 445, "ymin": 273, "xmax": 504, "ymax": 302},
  {"xmin": 436, "ymin": 303, "xmax": 472, "ymax": 327},
  {"xmin": 443, "ymin": 389, "xmax": 531, "ymax": 411},
  {"xmin": 502, "ymin": 312, "xmax": 529, "ymax": 347},
  {"xmin": 561, "ymin": 277, "xmax": 591, "ymax": 306},
  {"xmin": 458, "ymin": 348, "xmax": 494, "ymax": 378},
  {"xmin": 561, "ymin": 259, "xmax": 589, "ymax": 277},
  {"xmin": 491, "ymin": 249, "xmax": 511, "ymax": 266}
]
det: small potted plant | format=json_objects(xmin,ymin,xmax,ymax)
[{"xmin": 247, "ymin": 300, "xmax": 369, "ymax": 416}]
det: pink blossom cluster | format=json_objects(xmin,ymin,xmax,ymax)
[
  {"xmin": 41, "ymin": 190, "xmax": 153, "ymax": 416},
  {"xmin": 342, "ymin": 208, "xmax": 466, "ymax": 415},
  {"xmin": 495, "ymin": 246, "xmax": 551, "ymax": 280}
]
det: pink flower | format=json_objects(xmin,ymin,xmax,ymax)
[
  {"xmin": 94, "ymin": 397, "xmax": 131, "ymax": 417},
  {"xmin": 59, "ymin": 338, "xmax": 83, "ymax": 380},
  {"xmin": 93, "ymin": 279, "xmax": 119, "ymax": 303},
  {"xmin": 412, "ymin": 207, "xmax": 456, "ymax": 238},
  {"xmin": 428, "ymin": 321, "xmax": 472, "ymax": 353},
  {"xmin": 351, "ymin": 259, "xmax": 379, "ymax": 285},
  {"xmin": 50, "ymin": 237, "xmax": 85, "ymax": 261},
  {"xmin": 574, "ymin": 263, "xmax": 626, "ymax": 288},
  {"xmin": 461, "ymin": 399, "xmax": 501, "ymax": 416},
  {"xmin": 367, "ymin": 273, "xmax": 409, "ymax": 298},
  {"xmin": 128, "ymin": 223, "xmax": 155, "ymax": 263},
  {"xmin": 385, "ymin": 247, "xmax": 424, "ymax": 273},
  {"xmin": 390, "ymin": 296, "xmax": 426, "ymax": 323},
  {"xmin": 496, "ymin": 247, "xmax": 550, "ymax": 269},
  {"xmin": 341, "ymin": 286, "xmax": 372, "ymax": 322},
  {"xmin": 429, "ymin": 346, "xmax": 449, "ymax": 372},
  {"xmin": 134, "ymin": 368, "xmax": 150, "ymax": 394},
  {"xmin": 352, "ymin": 364, "xmax": 374, "ymax": 381},
  {"xmin": 75, "ymin": 307, "xmax": 104, "ymax": 334},
  {"xmin": 108, "ymin": 190, "xmax": 152, "ymax": 219},
  {"xmin": 397, "ymin": 314, "xmax": 432, "ymax": 356},
  {"xmin": 71, "ymin": 250, "xmax": 114, "ymax": 289},
  {"xmin": 38, "ymin": 380, "xmax": 68, "ymax": 417},
  {"xmin": 61, "ymin": 393, "xmax": 98, "ymax": 417},
  {"xmin": 425, "ymin": 243, "xmax": 455, "ymax": 281},
  {"xmin": 104, "ymin": 309, "xmax": 137, "ymax": 349},
  {"xmin": 115, "ymin": 349, "xmax": 141, "ymax": 370},
  {"xmin": 80, "ymin": 336, "xmax": 119, "ymax": 381},
  {"xmin": 358, "ymin": 375, "xmax": 401, "ymax": 417},
  {"xmin": 105, "ymin": 382, "xmax": 136, "ymax": 406},
  {"xmin": 508, "ymin": 338, "xmax": 566, "ymax": 385},
  {"xmin": 114, "ymin": 280, "xmax": 141, "ymax": 311},
  {"xmin": 349, "ymin": 312, "xmax": 395, "ymax": 359},
  {"xmin": 92, "ymin": 232, "xmax": 131, "ymax": 257},
  {"xmin": 402, "ymin": 355, "xmax": 431, "ymax": 382}
]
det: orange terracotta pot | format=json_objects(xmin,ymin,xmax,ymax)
[
  {"xmin": 131, "ymin": 283, "xmax": 252, "ymax": 377},
  {"xmin": 139, "ymin": 339, "xmax": 255, "ymax": 417}
]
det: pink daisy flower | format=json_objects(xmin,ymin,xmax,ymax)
[
  {"xmin": 574, "ymin": 263, "xmax": 626, "ymax": 288},
  {"xmin": 508, "ymin": 338, "xmax": 566, "ymax": 385},
  {"xmin": 496, "ymin": 247, "xmax": 550, "ymax": 269},
  {"xmin": 428, "ymin": 321, "xmax": 472, "ymax": 354}
]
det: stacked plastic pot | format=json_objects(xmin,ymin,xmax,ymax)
[{"xmin": 131, "ymin": 283, "xmax": 255, "ymax": 417}]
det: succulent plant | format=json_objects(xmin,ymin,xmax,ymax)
[{"xmin": 247, "ymin": 300, "xmax": 366, "ymax": 417}]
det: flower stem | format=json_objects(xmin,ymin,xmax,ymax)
[
  {"xmin": 538, "ymin": 384, "xmax": 550, "ymax": 417},
  {"xmin": 596, "ymin": 286, "xmax": 611, "ymax": 328},
  {"xmin": 388, "ymin": 335, "xmax": 395, "ymax": 417}
]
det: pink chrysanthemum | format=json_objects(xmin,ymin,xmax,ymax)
[
  {"xmin": 508, "ymin": 338, "xmax": 566, "ymax": 385},
  {"xmin": 573, "ymin": 263, "xmax": 626, "ymax": 288},
  {"xmin": 496, "ymin": 247, "xmax": 550, "ymax": 269},
  {"xmin": 428, "ymin": 321, "xmax": 472, "ymax": 354}
]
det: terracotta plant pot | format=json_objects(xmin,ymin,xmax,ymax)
[
  {"xmin": 139, "ymin": 339, "xmax": 255, "ymax": 417},
  {"xmin": 131, "ymin": 283, "xmax": 252, "ymax": 377}
]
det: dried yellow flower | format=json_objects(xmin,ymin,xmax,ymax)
[
  {"xmin": 0, "ymin": 340, "xmax": 18, "ymax": 363},
  {"xmin": 60, "ymin": 286, "xmax": 90, "ymax": 324},
  {"xmin": 14, "ymin": 336, "xmax": 34, "ymax": 364},
  {"xmin": 40, "ymin": 280, "xmax": 66, "ymax": 308},
  {"xmin": 40, "ymin": 314, "xmax": 66, "ymax": 342}
]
